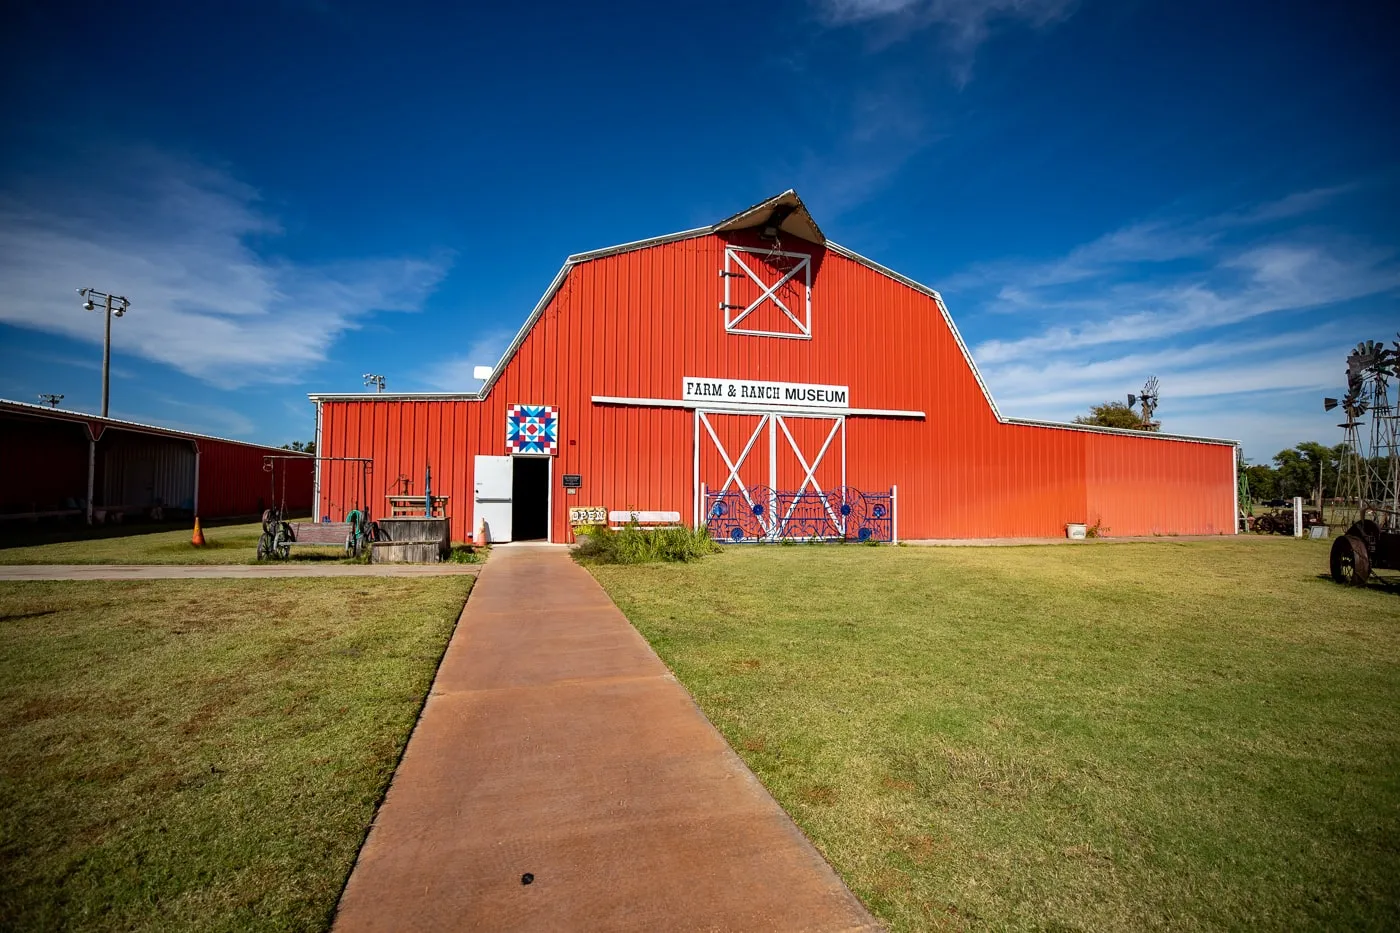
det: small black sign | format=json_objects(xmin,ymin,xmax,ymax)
[{"xmin": 562, "ymin": 474, "xmax": 582, "ymax": 488}]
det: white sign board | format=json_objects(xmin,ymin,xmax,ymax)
[{"xmin": 682, "ymin": 376, "xmax": 850, "ymax": 410}]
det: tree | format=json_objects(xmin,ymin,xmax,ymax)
[
  {"xmin": 1073, "ymin": 401, "xmax": 1157, "ymax": 431},
  {"xmin": 1243, "ymin": 463, "xmax": 1279, "ymax": 502},
  {"xmin": 282, "ymin": 440, "xmax": 317, "ymax": 455},
  {"xmin": 1272, "ymin": 442, "xmax": 1344, "ymax": 505}
]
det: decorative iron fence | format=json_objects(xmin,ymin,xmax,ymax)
[{"xmin": 704, "ymin": 485, "xmax": 896, "ymax": 543}]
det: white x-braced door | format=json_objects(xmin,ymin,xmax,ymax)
[{"xmin": 694, "ymin": 410, "xmax": 845, "ymax": 537}]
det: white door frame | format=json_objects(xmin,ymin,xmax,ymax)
[
  {"xmin": 512, "ymin": 453, "xmax": 554, "ymax": 544},
  {"xmin": 694, "ymin": 408, "xmax": 846, "ymax": 536}
]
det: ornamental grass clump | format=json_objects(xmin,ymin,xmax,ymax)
[{"xmin": 574, "ymin": 521, "xmax": 720, "ymax": 564}]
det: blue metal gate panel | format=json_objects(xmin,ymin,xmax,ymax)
[{"xmin": 706, "ymin": 486, "xmax": 893, "ymax": 542}]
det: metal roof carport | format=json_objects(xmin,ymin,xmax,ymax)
[{"xmin": 0, "ymin": 399, "xmax": 313, "ymax": 524}]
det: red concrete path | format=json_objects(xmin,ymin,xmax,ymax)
[{"xmin": 334, "ymin": 544, "xmax": 879, "ymax": 932}]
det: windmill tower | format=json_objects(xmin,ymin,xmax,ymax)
[
  {"xmin": 1128, "ymin": 376, "xmax": 1161, "ymax": 431},
  {"xmin": 1329, "ymin": 336, "xmax": 1400, "ymax": 530}
]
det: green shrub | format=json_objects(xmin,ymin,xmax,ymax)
[
  {"xmin": 446, "ymin": 544, "xmax": 488, "ymax": 563},
  {"xmin": 574, "ymin": 521, "xmax": 721, "ymax": 564}
]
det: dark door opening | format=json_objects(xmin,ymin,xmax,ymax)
[{"xmin": 511, "ymin": 456, "xmax": 550, "ymax": 541}]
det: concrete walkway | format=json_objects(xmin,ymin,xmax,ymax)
[
  {"xmin": 334, "ymin": 545, "xmax": 878, "ymax": 932},
  {"xmin": 0, "ymin": 564, "xmax": 481, "ymax": 580}
]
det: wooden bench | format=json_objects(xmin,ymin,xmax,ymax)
[
  {"xmin": 386, "ymin": 495, "xmax": 449, "ymax": 517},
  {"xmin": 607, "ymin": 510, "xmax": 682, "ymax": 530},
  {"xmin": 287, "ymin": 521, "xmax": 354, "ymax": 546}
]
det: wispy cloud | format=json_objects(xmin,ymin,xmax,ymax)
[
  {"xmin": 0, "ymin": 148, "xmax": 451, "ymax": 390},
  {"xmin": 945, "ymin": 184, "xmax": 1399, "ymax": 458},
  {"xmin": 791, "ymin": 90, "xmax": 938, "ymax": 217},
  {"xmin": 420, "ymin": 328, "xmax": 516, "ymax": 392},
  {"xmin": 812, "ymin": 0, "xmax": 1077, "ymax": 83}
]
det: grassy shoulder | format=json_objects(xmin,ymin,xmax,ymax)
[
  {"xmin": 0, "ymin": 576, "xmax": 471, "ymax": 932},
  {"xmin": 590, "ymin": 537, "xmax": 1400, "ymax": 932},
  {"xmin": 0, "ymin": 522, "xmax": 347, "ymax": 565}
]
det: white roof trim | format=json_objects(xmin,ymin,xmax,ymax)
[
  {"xmin": 0, "ymin": 398, "xmax": 314, "ymax": 453},
  {"xmin": 478, "ymin": 262, "xmax": 574, "ymax": 398},
  {"xmin": 1003, "ymin": 417, "xmax": 1237, "ymax": 446},
  {"xmin": 567, "ymin": 226, "xmax": 711, "ymax": 264}
]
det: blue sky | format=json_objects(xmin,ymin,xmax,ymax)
[{"xmin": 1, "ymin": 0, "xmax": 1396, "ymax": 463}]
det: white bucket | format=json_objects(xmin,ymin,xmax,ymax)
[{"xmin": 1066, "ymin": 523, "xmax": 1087, "ymax": 539}]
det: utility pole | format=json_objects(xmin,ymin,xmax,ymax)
[{"xmin": 78, "ymin": 288, "xmax": 130, "ymax": 418}]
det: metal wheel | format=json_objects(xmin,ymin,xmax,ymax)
[
  {"xmin": 1330, "ymin": 534, "xmax": 1371, "ymax": 586},
  {"xmin": 257, "ymin": 532, "xmax": 272, "ymax": 560},
  {"xmin": 1255, "ymin": 514, "xmax": 1274, "ymax": 534},
  {"xmin": 274, "ymin": 522, "xmax": 292, "ymax": 560}
]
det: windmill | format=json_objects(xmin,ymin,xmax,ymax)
[
  {"xmin": 1327, "ymin": 334, "xmax": 1400, "ymax": 587},
  {"xmin": 1127, "ymin": 376, "xmax": 1160, "ymax": 431}
]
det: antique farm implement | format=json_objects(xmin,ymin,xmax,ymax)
[
  {"xmin": 1326, "ymin": 337, "xmax": 1400, "ymax": 587},
  {"xmin": 257, "ymin": 455, "xmax": 376, "ymax": 560},
  {"xmin": 1251, "ymin": 508, "xmax": 1324, "ymax": 535}
]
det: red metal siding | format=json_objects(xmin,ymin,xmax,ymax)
[
  {"xmin": 198, "ymin": 440, "xmax": 314, "ymax": 518},
  {"xmin": 318, "ymin": 232, "xmax": 1235, "ymax": 542}
]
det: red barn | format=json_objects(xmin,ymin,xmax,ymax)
[{"xmin": 310, "ymin": 192, "xmax": 1237, "ymax": 543}]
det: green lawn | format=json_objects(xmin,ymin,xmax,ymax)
[
  {"xmin": 0, "ymin": 576, "xmax": 470, "ymax": 931},
  {"xmin": 0, "ymin": 521, "xmax": 346, "ymax": 565},
  {"xmin": 590, "ymin": 538, "xmax": 1400, "ymax": 932}
]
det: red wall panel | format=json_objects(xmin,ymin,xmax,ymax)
[
  {"xmin": 198, "ymin": 440, "xmax": 314, "ymax": 518},
  {"xmin": 318, "ymin": 232, "xmax": 1235, "ymax": 542}
]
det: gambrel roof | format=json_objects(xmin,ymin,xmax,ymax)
[{"xmin": 308, "ymin": 192, "xmax": 1234, "ymax": 447}]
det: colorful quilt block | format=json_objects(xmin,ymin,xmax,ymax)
[{"xmin": 507, "ymin": 404, "xmax": 558, "ymax": 455}]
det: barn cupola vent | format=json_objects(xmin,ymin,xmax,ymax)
[{"xmin": 712, "ymin": 190, "xmax": 825, "ymax": 247}]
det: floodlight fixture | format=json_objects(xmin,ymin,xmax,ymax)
[
  {"xmin": 38, "ymin": 393, "xmax": 64, "ymax": 408},
  {"xmin": 76, "ymin": 287, "xmax": 131, "ymax": 417},
  {"xmin": 363, "ymin": 373, "xmax": 386, "ymax": 393}
]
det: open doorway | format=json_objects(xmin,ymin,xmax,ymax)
[{"xmin": 511, "ymin": 456, "xmax": 550, "ymax": 541}]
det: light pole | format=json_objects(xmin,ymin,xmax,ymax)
[
  {"xmin": 38, "ymin": 393, "xmax": 64, "ymax": 408},
  {"xmin": 363, "ymin": 373, "xmax": 386, "ymax": 393},
  {"xmin": 78, "ymin": 288, "xmax": 130, "ymax": 418}
]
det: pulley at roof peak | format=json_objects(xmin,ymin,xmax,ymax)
[{"xmin": 712, "ymin": 190, "xmax": 825, "ymax": 246}]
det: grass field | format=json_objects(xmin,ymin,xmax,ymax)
[
  {"xmin": 0, "ymin": 576, "xmax": 471, "ymax": 931},
  {"xmin": 591, "ymin": 537, "xmax": 1400, "ymax": 932},
  {"xmin": 0, "ymin": 521, "xmax": 346, "ymax": 565}
]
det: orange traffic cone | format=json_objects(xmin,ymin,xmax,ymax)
[
  {"xmin": 191, "ymin": 517, "xmax": 206, "ymax": 547},
  {"xmin": 474, "ymin": 517, "xmax": 486, "ymax": 547}
]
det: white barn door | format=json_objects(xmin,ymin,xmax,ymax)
[
  {"xmin": 695, "ymin": 410, "xmax": 845, "ymax": 539},
  {"xmin": 474, "ymin": 455, "xmax": 513, "ymax": 543}
]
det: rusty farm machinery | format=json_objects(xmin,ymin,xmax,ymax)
[
  {"xmin": 1326, "ymin": 337, "xmax": 1400, "ymax": 588},
  {"xmin": 257, "ymin": 455, "xmax": 377, "ymax": 560}
]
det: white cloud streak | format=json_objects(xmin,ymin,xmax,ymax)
[
  {"xmin": 0, "ymin": 149, "xmax": 451, "ymax": 390},
  {"xmin": 813, "ymin": 0, "xmax": 1077, "ymax": 83},
  {"xmin": 420, "ymin": 329, "xmax": 516, "ymax": 392},
  {"xmin": 947, "ymin": 185, "xmax": 1399, "ymax": 459}
]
